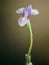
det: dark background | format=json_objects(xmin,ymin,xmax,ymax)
[{"xmin": 1, "ymin": 0, "xmax": 49, "ymax": 65}]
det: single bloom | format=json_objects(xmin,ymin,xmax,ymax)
[{"xmin": 16, "ymin": 5, "xmax": 39, "ymax": 27}]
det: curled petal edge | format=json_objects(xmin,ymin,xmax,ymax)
[
  {"xmin": 31, "ymin": 9, "xmax": 39, "ymax": 15},
  {"xmin": 16, "ymin": 8, "xmax": 24, "ymax": 14}
]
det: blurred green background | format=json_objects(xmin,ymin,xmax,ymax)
[{"xmin": 1, "ymin": 0, "xmax": 49, "ymax": 65}]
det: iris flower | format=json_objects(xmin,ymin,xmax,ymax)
[
  {"xmin": 16, "ymin": 5, "xmax": 39, "ymax": 27},
  {"xmin": 16, "ymin": 5, "xmax": 39, "ymax": 65}
]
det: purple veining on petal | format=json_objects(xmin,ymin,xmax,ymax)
[
  {"xmin": 27, "ymin": 5, "xmax": 32, "ymax": 18},
  {"xmin": 23, "ymin": 5, "xmax": 32, "ymax": 19},
  {"xmin": 27, "ymin": 5, "xmax": 32, "ymax": 11}
]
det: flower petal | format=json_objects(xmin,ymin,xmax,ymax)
[
  {"xmin": 27, "ymin": 5, "xmax": 32, "ymax": 11},
  {"xmin": 23, "ymin": 5, "xmax": 32, "ymax": 18},
  {"xmin": 23, "ymin": 9, "xmax": 28, "ymax": 17},
  {"xmin": 16, "ymin": 8, "xmax": 24, "ymax": 14},
  {"xmin": 31, "ymin": 9, "xmax": 39, "ymax": 15},
  {"xmin": 18, "ymin": 17, "xmax": 28, "ymax": 27}
]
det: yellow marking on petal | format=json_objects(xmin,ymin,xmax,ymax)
[
  {"xmin": 31, "ymin": 9, "xmax": 34, "ymax": 12},
  {"xmin": 22, "ymin": 17, "xmax": 25, "ymax": 20}
]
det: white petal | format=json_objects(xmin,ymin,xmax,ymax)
[
  {"xmin": 18, "ymin": 17, "xmax": 28, "ymax": 27},
  {"xmin": 31, "ymin": 9, "xmax": 39, "ymax": 15},
  {"xmin": 16, "ymin": 8, "xmax": 24, "ymax": 14}
]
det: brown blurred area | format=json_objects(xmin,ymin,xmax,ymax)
[{"xmin": 1, "ymin": 0, "xmax": 49, "ymax": 65}]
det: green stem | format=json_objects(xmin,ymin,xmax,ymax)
[
  {"xmin": 28, "ymin": 28, "xmax": 33, "ymax": 55},
  {"xmin": 25, "ymin": 20, "xmax": 33, "ymax": 65}
]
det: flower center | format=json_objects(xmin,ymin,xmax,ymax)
[{"xmin": 23, "ymin": 8, "xmax": 31, "ymax": 19}]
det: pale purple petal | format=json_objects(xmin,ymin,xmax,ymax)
[
  {"xmin": 31, "ymin": 9, "xmax": 39, "ymax": 15},
  {"xmin": 16, "ymin": 8, "xmax": 24, "ymax": 14},
  {"xmin": 18, "ymin": 17, "xmax": 28, "ymax": 27},
  {"xmin": 27, "ymin": 5, "xmax": 32, "ymax": 11},
  {"xmin": 23, "ymin": 9, "xmax": 28, "ymax": 17},
  {"xmin": 23, "ymin": 5, "xmax": 32, "ymax": 18}
]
